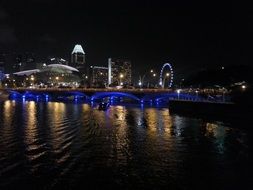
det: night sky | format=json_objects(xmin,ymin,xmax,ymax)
[{"xmin": 0, "ymin": 0, "xmax": 252, "ymax": 80}]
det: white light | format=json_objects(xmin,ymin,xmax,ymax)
[
  {"xmin": 139, "ymin": 81, "xmax": 142, "ymax": 86},
  {"xmin": 177, "ymin": 89, "xmax": 181, "ymax": 94},
  {"xmin": 72, "ymin": 44, "xmax": 85, "ymax": 54},
  {"xmin": 242, "ymin": 85, "xmax": 246, "ymax": 89},
  {"xmin": 120, "ymin": 82, "xmax": 123, "ymax": 85}
]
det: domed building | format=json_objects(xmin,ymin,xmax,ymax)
[{"xmin": 10, "ymin": 64, "xmax": 81, "ymax": 88}]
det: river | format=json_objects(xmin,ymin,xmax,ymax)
[{"xmin": 0, "ymin": 100, "xmax": 252, "ymax": 189}]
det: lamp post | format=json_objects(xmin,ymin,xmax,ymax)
[
  {"xmin": 195, "ymin": 90, "xmax": 199, "ymax": 101},
  {"xmin": 55, "ymin": 76, "xmax": 59, "ymax": 87},
  {"xmin": 138, "ymin": 81, "xmax": 142, "ymax": 88},
  {"xmin": 30, "ymin": 75, "xmax": 35, "ymax": 87},
  {"xmin": 138, "ymin": 74, "xmax": 146, "ymax": 88},
  {"xmin": 119, "ymin": 74, "xmax": 124, "ymax": 86},
  {"xmin": 177, "ymin": 89, "xmax": 181, "ymax": 99}
]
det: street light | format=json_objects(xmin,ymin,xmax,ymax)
[
  {"xmin": 138, "ymin": 81, "xmax": 142, "ymax": 88},
  {"xmin": 195, "ymin": 90, "xmax": 199, "ymax": 100},
  {"xmin": 177, "ymin": 89, "xmax": 181, "ymax": 99},
  {"xmin": 119, "ymin": 74, "xmax": 124, "ymax": 86}
]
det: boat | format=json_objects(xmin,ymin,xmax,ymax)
[{"xmin": 98, "ymin": 102, "xmax": 110, "ymax": 110}]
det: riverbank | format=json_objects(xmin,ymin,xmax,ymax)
[{"xmin": 169, "ymin": 99, "xmax": 252, "ymax": 122}]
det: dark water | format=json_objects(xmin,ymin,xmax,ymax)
[{"xmin": 0, "ymin": 100, "xmax": 252, "ymax": 190}]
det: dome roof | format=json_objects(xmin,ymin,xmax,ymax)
[{"xmin": 46, "ymin": 64, "xmax": 79, "ymax": 72}]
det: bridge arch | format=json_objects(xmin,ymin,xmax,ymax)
[
  {"xmin": 159, "ymin": 63, "xmax": 174, "ymax": 88},
  {"xmin": 91, "ymin": 92, "xmax": 140, "ymax": 102}
]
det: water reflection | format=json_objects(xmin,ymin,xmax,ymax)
[
  {"xmin": 204, "ymin": 122, "xmax": 226, "ymax": 154},
  {"xmin": 0, "ymin": 101, "xmax": 252, "ymax": 189},
  {"xmin": 24, "ymin": 101, "xmax": 38, "ymax": 147},
  {"xmin": 3, "ymin": 100, "xmax": 15, "ymax": 128}
]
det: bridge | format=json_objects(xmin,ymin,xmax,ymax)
[{"xmin": 3, "ymin": 88, "xmax": 207, "ymax": 103}]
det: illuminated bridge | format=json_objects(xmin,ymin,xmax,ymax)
[{"xmin": 5, "ymin": 88, "xmax": 204, "ymax": 103}]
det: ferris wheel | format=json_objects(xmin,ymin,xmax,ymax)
[{"xmin": 159, "ymin": 63, "xmax": 174, "ymax": 88}]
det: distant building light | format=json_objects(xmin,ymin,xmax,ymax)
[{"xmin": 242, "ymin": 85, "xmax": 246, "ymax": 89}]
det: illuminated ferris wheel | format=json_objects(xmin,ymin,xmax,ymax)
[{"xmin": 159, "ymin": 63, "xmax": 174, "ymax": 88}]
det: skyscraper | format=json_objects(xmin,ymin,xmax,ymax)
[
  {"xmin": 108, "ymin": 58, "xmax": 132, "ymax": 86},
  {"xmin": 71, "ymin": 44, "xmax": 85, "ymax": 73},
  {"xmin": 89, "ymin": 66, "xmax": 108, "ymax": 87}
]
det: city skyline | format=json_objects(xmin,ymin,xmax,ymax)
[{"xmin": 1, "ymin": 1, "xmax": 252, "ymax": 79}]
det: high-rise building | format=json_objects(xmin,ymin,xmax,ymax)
[
  {"xmin": 71, "ymin": 44, "xmax": 85, "ymax": 73},
  {"xmin": 90, "ymin": 66, "xmax": 108, "ymax": 87},
  {"xmin": 108, "ymin": 58, "xmax": 132, "ymax": 86}
]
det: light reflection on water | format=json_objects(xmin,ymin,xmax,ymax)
[{"xmin": 0, "ymin": 100, "xmax": 252, "ymax": 189}]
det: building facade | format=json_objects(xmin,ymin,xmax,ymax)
[
  {"xmin": 71, "ymin": 44, "xmax": 85, "ymax": 73},
  {"xmin": 90, "ymin": 66, "xmax": 108, "ymax": 87},
  {"xmin": 108, "ymin": 58, "xmax": 132, "ymax": 86}
]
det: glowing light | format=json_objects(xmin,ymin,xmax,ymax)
[
  {"xmin": 120, "ymin": 74, "xmax": 124, "ymax": 78},
  {"xmin": 159, "ymin": 63, "xmax": 174, "ymax": 88},
  {"xmin": 72, "ymin": 44, "xmax": 85, "ymax": 54},
  {"xmin": 177, "ymin": 89, "xmax": 181, "ymax": 99},
  {"xmin": 242, "ymin": 85, "xmax": 246, "ymax": 89}
]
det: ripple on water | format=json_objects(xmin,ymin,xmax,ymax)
[{"xmin": 0, "ymin": 101, "xmax": 252, "ymax": 189}]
